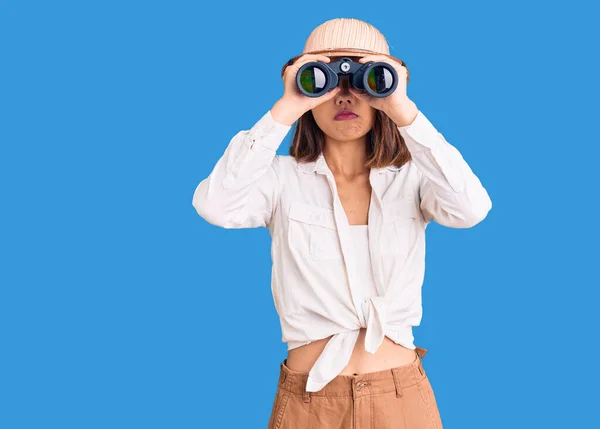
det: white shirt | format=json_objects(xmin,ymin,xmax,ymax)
[{"xmin": 192, "ymin": 108, "xmax": 492, "ymax": 392}]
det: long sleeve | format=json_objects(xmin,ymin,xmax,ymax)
[
  {"xmin": 192, "ymin": 110, "xmax": 292, "ymax": 228},
  {"xmin": 398, "ymin": 110, "xmax": 492, "ymax": 228}
]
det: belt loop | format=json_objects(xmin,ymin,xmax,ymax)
[
  {"xmin": 303, "ymin": 389, "xmax": 311, "ymax": 403},
  {"xmin": 279, "ymin": 364, "xmax": 287, "ymax": 386},
  {"xmin": 391, "ymin": 368, "xmax": 403, "ymax": 398},
  {"xmin": 414, "ymin": 347, "xmax": 426, "ymax": 377},
  {"xmin": 303, "ymin": 377, "xmax": 311, "ymax": 403}
]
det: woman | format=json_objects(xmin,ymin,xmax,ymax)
[{"xmin": 192, "ymin": 17, "xmax": 492, "ymax": 429}]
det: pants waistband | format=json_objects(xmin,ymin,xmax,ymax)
[{"xmin": 278, "ymin": 346, "xmax": 428, "ymax": 401}]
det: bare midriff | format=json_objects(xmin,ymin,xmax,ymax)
[{"xmin": 285, "ymin": 328, "xmax": 417, "ymax": 375}]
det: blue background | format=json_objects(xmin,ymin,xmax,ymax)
[{"xmin": 1, "ymin": 0, "xmax": 598, "ymax": 428}]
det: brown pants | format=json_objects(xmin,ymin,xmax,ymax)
[{"xmin": 267, "ymin": 346, "xmax": 443, "ymax": 429}]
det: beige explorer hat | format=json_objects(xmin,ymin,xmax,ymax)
[{"xmin": 281, "ymin": 18, "xmax": 409, "ymax": 81}]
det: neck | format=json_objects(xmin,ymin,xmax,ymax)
[{"xmin": 322, "ymin": 135, "xmax": 370, "ymax": 179}]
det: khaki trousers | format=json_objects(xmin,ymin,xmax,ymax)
[{"xmin": 268, "ymin": 346, "xmax": 443, "ymax": 429}]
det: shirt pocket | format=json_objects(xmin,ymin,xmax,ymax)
[
  {"xmin": 287, "ymin": 201, "xmax": 343, "ymax": 261},
  {"xmin": 381, "ymin": 200, "xmax": 420, "ymax": 256}
]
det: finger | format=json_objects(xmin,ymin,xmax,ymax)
[
  {"xmin": 350, "ymin": 88, "xmax": 376, "ymax": 105},
  {"xmin": 289, "ymin": 55, "xmax": 330, "ymax": 73},
  {"xmin": 298, "ymin": 54, "xmax": 331, "ymax": 65},
  {"xmin": 357, "ymin": 55, "xmax": 387, "ymax": 64},
  {"xmin": 283, "ymin": 58, "xmax": 312, "ymax": 78},
  {"xmin": 323, "ymin": 87, "xmax": 342, "ymax": 99},
  {"xmin": 358, "ymin": 55, "xmax": 404, "ymax": 70},
  {"xmin": 349, "ymin": 87, "xmax": 369, "ymax": 100},
  {"xmin": 314, "ymin": 87, "xmax": 341, "ymax": 103}
]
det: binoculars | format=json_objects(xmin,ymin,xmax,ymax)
[{"xmin": 296, "ymin": 57, "xmax": 399, "ymax": 98}]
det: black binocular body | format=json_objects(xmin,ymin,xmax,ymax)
[{"xmin": 296, "ymin": 57, "xmax": 399, "ymax": 98}]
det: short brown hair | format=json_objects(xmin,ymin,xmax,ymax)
[{"xmin": 289, "ymin": 109, "xmax": 412, "ymax": 169}]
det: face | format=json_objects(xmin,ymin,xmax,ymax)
[{"xmin": 310, "ymin": 56, "xmax": 376, "ymax": 142}]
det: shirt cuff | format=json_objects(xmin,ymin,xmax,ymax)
[{"xmin": 247, "ymin": 110, "xmax": 293, "ymax": 151}]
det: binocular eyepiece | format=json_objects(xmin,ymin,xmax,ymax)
[{"xmin": 296, "ymin": 57, "xmax": 399, "ymax": 98}]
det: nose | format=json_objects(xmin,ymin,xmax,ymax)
[{"xmin": 335, "ymin": 75, "xmax": 354, "ymax": 104}]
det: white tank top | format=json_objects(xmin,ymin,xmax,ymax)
[{"xmin": 348, "ymin": 224, "xmax": 379, "ymax": 302}]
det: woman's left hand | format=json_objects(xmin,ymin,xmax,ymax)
[{"xmin": 348, "ymin": 55, "xmax": 413, "ymax": 117}]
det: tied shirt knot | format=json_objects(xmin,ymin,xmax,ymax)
[
  {"xmin": 305, "ymin": 295, "xmax": 388, "ymax": 392},
  {"xmin": 361, "ymin": 296, "xmax": 387, "ymax": 354}
]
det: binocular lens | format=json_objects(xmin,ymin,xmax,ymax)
[
  {"xmin": 366, "ymin": 66, "xmax": 395, "ymax": 94},
  {"xmin": 296, "ymin": 59, "xmax": 398, "ymax": 98},
  {"xmin": 299, "ymin": 66, "xmax": 327, "ymax": 95}
]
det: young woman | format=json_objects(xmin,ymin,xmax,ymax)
[{"xmin": 192, "ymin": 17, "xmax": 491, "ymax": 429}]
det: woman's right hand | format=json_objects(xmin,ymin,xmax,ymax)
[{"xmin": 271, "ymin": 54, "xmax": 341, "ymax": 126}]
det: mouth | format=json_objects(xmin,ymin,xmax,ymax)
[{"xmin": 334, "ymin": 111, "xmax": 359, "ymax": 121}]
